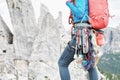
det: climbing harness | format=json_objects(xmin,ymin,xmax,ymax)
[
  {"xmin": 67, "ymin": 3, "xmax": 105, "ymax": 70},
  {"xmin": 69, "ymin": 22, "xmax": 103, "ymax": 71}
]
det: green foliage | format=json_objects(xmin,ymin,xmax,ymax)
[{"xmin": 98, "ymin": 53, "xmax": 120, "ymax": 80}]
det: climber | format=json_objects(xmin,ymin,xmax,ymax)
[{"xmin": 58, "ymin": 0, "xmax": 98, "ymax": 80}]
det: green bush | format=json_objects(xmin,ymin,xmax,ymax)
[{"xmin": 98, "ymin": 53, "xmax": 120, "ymax": 80}]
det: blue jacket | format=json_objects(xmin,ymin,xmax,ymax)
[{"xmin": 66, "ymin": 0, "xmax": 88, "ymax": 23}]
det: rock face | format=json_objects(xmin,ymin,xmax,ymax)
[
  {"xmin": 29, "ymin": 4, "xmax": 62, "ymax": 80},
  {"xmin": 0, "ymin": 16, "xmax": 15, "ymax": 80},
  {"xmin": 1, "ymin": 0, "xmax": 88, "ymax": 79},
  {"xmin": 0, "ymin": 16, "xmax": 12, "ymax": 52},
  {"xmin": 101, "ymin": 27, "xmax": 120, "ymax": 53},
  {"xmin": 0, "ymin": 0, "xmax": 120, "ymax": 80},
  {"xmin": 6, "ymin": 0, "xmax": 38, "ymax": 60}
]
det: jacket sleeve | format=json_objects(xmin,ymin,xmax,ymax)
[{"xmin": 66, "ymin": 0, "xmax": 86, "ymax": 18}]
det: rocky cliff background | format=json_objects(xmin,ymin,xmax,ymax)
[
  {"xmin": 0, "ymin": 0, "xmax": 120, "ymax": 80},
  {"xmin": 0, "ymin": 0, "xmax": 87, "ymax": 80}
]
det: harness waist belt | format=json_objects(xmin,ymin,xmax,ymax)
[
  {"xmin": 74, "ymin": 21, "xmax": 89, "ymax": 24},
  {"xmin": 74, "ymin": 23, "xmax": 92, "ymax": 28}
]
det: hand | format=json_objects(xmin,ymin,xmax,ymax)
[
  {"xmin": 66, "ymin": 0, "xmax": 75, "ymax": 2},
  {"xmin": 68, "ymin": 11, "xmax": 74, "ymax": 24},
  {"xmin": 68, "ymin": 15, "xmax": 73, "ymax": 24},
  {"xmin": 71, "ymin": 0, "xmax": 75, "ymax": 2}
]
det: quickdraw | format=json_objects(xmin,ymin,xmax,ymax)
[{"xmin": 70, "ymin": 24, "xmax": 100, "ymax": 71}]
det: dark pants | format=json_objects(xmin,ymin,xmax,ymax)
[{"xmin": 58, "ymin": 40, "xmax": 98, "ymax": 80}]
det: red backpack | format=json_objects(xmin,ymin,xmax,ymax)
[{"xmin": 88, "ymin": 0, "xmax": 109, "ymax": 29}]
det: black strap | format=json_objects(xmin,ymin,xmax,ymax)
[{"xmin": 74, "ymin": 21, "xmax": 89, "ymax": 24}]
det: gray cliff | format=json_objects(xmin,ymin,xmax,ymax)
[
  {"xmin": 6, "ymin": 0, "xmax": 39, "ymax": 60},
  {"xmin": 102, "ymin": 27, "xmax": 120, "ymax": 53},
  {"xmin": 0, "ymin": 0, "xmax": 87, "ymax": 79},
  {"xmin": 0, "ymin": 0, "xmax": 120, "ymax": 80}
]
